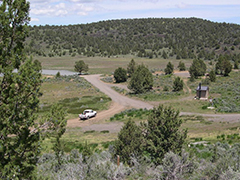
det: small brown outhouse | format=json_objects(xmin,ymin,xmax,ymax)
[{"xmin": 196, "ymin": 83, "xmax": 209, "ymax": 100}]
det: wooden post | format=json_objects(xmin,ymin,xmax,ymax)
[{"xmin": 117, "ymin": 155, "xmax": 120, "ymax": 166}]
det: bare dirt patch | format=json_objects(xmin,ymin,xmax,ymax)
[{"xmin": 67, "ymin": 102, "xmax": 126, "ymax": 133}]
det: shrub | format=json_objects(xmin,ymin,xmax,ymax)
[
  {"xmin": 173, "ymin": 77, "xmax": 183, "ymax": 91},
  {"xmin": 114, "ymin": 67, "xmax": 128, "ymax": 83},
  {"xmin": 128, "ymin": 64, "xmax": 153, "ymax": 94},
  {"xmin": 164, "ymin": 62, "xmax": 174, "ymax": 75}
]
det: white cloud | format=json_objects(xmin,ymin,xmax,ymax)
[
  {"xmin": 28, "ymin": 0, "xmax": 240, "ymax": 25},
  {"xmin": 30, "ymin": 18, "xmax": 39, "ymax": 22}
]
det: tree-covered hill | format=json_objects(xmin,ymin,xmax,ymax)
[{"xmin": 26, "ymin": 18, "xmax": 240, "ymax": 61}]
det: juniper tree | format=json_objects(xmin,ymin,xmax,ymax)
[
  {"xmin": 128, "ymin": 64, "xmax": 153, "ymax": 94},
  {"xmin": 114, "ymin": 67, "xmax": 127, "ymax": 83},
  {"xmin": 41, "ymin": 104, "xmax": 67, "ymax": 169},
  {"xmin": 215, "ymin": 56, "xmax": 232, "ymax": 76},
  {"xmin": 209, "ymin": 69, "xmax": 216, "ymax": 82},
  {"xmin": 0, "ymin": 0, "xmax": 43, "ymax": 178},
  {"xmin": 173, "ymin": 77, "xmax": 183, "ymax": 91},
  {"xmin": 178, "ymin": 61, "xmax": 186, "ymax": 71},
  {"xmin": 189, "ymin": 58, "xmax": 206, "ymax": 80},
  {"xmin": 141, "ymin": 105, "xmax": 187, "ymax": 165},
  {"xmin": 74, "ymin": 60, "xmax": 89, "ymax": 75},
  {"xmin": 114, "ymin": 120, "xmax": 144, "ymax": 165},
  {"xmin": 127, "ymin": 59, "xmax": 137, "ymax": 77},
  {"xmin": 164, "ymin": 62, "xmax": 174, "ymax": 75}
]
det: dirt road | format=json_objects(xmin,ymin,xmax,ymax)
[
  {"xmin": 67, "ymin": 74, "xmax": 240, "ymax": 132},
  {"xmin": 67, "ymin": 74, "xmax": 153, "ymax": 130}
]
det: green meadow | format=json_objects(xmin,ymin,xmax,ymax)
[{"xmin": 38, "ymin": 56, "xmax": 240, "ymax": 153}]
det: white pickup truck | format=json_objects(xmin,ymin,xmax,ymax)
[{"xmin": 79, "ymin": 109, "xmax": 97, "ymax": 120}]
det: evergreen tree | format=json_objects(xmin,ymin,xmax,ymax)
[
  {"xmin": 215, "ymin": 56, "xmax": 232, "ymax": 76},
  {"xmin": 162, "ymin": 50, "xmax": 168, "ymax": 59},
  {"xmin": 234, "ymin": 61, "xmax": 239, "ymax": 69},
  {"xmin": 141, "ymin": 105, "xmax": 187, "ymax": 165},
  {"xmin": 127, "ymin": 59, "xmax": 137, "ymax": 77},
  {"xmin": 55, "ymin": 71, "xmax": 61, "ymax": 78},
  {"xmin": 164, "ymin": 62, "xmax": 174, "ymax": 75},
  {"xmin": 173, "ymin": 77, "xmax": 183, "ymax": 91},
  {"xmin": 178, "ymin": 61, "xmax": 186, "ymax": 71},
  {"xmin": 114, "ymin": 67, "xmax": 127, "ymax": 83},
  {"xmin": 114, "ymin": 120, "xmax": 143, "ymax": 165},
  {"xmin": 0, "ymin": 1, "xmax": 42, "ymax": 178},
  {"xmin": 189, "ymin": 59, "xmax": 206, "ymax": 79},
  {"xmin": 42, "ymin": 104, "xmax": 67, "ymax": 169},
  {"xmin": 209, "ymin": 69, "xmax": 216, "ymax": 82},
  {"xmin": 74, "ymin": 60, "xmax": 89, "ymax": 75},
  {"xmin": 128, "ymin": 64, "xmax": 153, "ymax": 94}
]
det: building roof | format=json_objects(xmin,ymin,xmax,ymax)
[{"xmin": 196, "ymin": 86, "xmax": 209, "ymax": 91}]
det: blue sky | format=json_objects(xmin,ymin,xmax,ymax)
[{"xmin": 28, "ymin": 0, "xmax": 240, "ymax": 26}]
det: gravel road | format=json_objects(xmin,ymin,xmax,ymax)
[{"xmin": 67, "ymin": 74, "xmax": 240, "ymax": 133}]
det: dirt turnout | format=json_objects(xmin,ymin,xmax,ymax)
[{"xmin": 67, "ymin": 74, "xmax": 240, "ymax": 132}]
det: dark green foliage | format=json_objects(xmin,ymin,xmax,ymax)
[
  {"xmin": 114, "ymin": 67, "xmax": 127, "ymax": 83},
  {"xmin": 128, "ymin": 64, "xmax": 153, "ymax": 94},
  {"xmin": 173, "ymin": 77, "xmax": 183, "ymax": 91},
  {"xmin": 109, "ymin": 108, "xmax": 150, "ymax": 121},
  {"xmin": 55, "ymin": 71, "xmax": 61, "ymax": 78},
  {"xmin": 162, "ymin": 50, "xmax": 168, "ymax": 59},
  {"xmin": 215, "ymin": 56, "xmax": 232, "ymax": 76},
  {"xmin": 164, "ymin": 62, "xmax": 174, "ymax": 75},
  {"xmin": 209, "ymin": 69, "xmax": 216, "ymax": 82},
  {"xmin": 0, "ymin": 0, "xmax": 42, "ymax": 178},
  {"xmin": 33, "ymin": 59, "xmax": 42, "ymax": 71},
  {"xmin": 74, "ymin": 60, "xmax": 89, "ymax": 74},
  {"xmin": 127, "ymin": 59, "xmax": 137, "ymax": 77},
  {"xmin": 141, "ymin": 105, "xmax": 187, "ymax": 165},
  {"xmin": 114, "ymin": 120, "xmax": 144, "ymax": 165},
  {"xmin": 26, "ymin": 18, "xmax": 240, "ymax": 60},
  {"xmin": 178, "ymin": 61, "xmax": 186, "ymax": 71},
  {"xmin": 189, "ymin": 59, "xmax": 206, "ymax": 79},
  {"xmin": 41, "ymin": 104, "xmax": 67, "ymax": 168},
  {"xmin": 234, "ymin": 61, "xmax": 239, "ymax": 69}
]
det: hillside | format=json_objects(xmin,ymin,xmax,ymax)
[{"xmin": 26, "ymin": 18, "xmax": 240, "ymax": 61}]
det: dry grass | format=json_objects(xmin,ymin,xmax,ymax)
[
  {"xmin": 36, "ymin": 55, "xmax": 193, "ymax": 74},
  {"xmin": 181, "ymin": 115, "xmax": 240, "ymax": 142}
]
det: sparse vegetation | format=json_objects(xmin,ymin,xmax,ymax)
[
  {"xmin": 26, "ymin": 18, "xmax": 240, "ymax": 62},
  {"xmin": 2, "ymin": 4, "xmax": 240, "ymax": 178}
]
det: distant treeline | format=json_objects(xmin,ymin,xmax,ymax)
[{"xmin": 26, "ymin": 18, "xmax": 240, "ymax": 61}]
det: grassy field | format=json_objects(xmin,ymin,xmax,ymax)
[
  {"xmin": 39, "ymin": 75, "xmax": 111, "ymax": 119},
  {"xmin": 35, "ymin": 54, "xmax": 193, "ymax": 74},
  {"xmin": 36, "ymin": 55, "xmax": 240, "ymax": 153}
]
